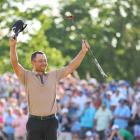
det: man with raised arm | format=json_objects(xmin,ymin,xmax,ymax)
[{"xmin": 9, "ymin": 37, "xmax": 90, "ymax": 140}]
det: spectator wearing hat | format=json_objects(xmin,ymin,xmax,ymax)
[
  {"xmin": 108, "ymin": 124, "xmax": 124, "ymax": 140},
  {"xmin": 88, "ymin": 78, "xmax": 98, "ymax": 94},
  {"xmin": 58, "ymin": 108, "xmax": 72, "ymax": 140},
  {"xmin": 111, "ymin": 89, "xmax": 125, "ymax": 107},
  {"xmin": 3, "ymin": 108, "xmax": 16, "ymax": 140},
  {"xmin": 80, "ymin": 99, "xmax": 96, "ymax": 139},
  {"xmin": 118, "ymin": 80, "xmax": 128, "ymax": 98},
  {"xmin": 103, "ymin": 90, "xmax": 113, "ymax": 109},
  {"xmin": 109, "ymin": 80, "xmax": 117, "ymax": 93},
  {"xmin": 94, "ymin": 101, "xmax": 113, "ymax": 140},
  {"xmin": 13, "ymin": 108, "xmax": 28, "ymax": 140},
  {"xmin": 113, "ymin": 98, "xmax": 131, "ymax": 129}
]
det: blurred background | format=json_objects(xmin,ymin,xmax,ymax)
[{"xmin": 0, "ymin": 0, "xmax": 140, "ymax": 140}]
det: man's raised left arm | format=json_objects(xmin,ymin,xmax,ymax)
[{"xmin": 58, "ymin": 40, "xmax": 90, "ymax": 79}]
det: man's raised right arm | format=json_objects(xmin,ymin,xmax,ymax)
[{"xmin": 9, "ymin": 38, "xmax": 25, "ymax": 78}]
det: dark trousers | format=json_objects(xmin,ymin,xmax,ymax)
[
  {"xmin": 97, "ymin": 130, "xmax": 105, "ymax": 140},
  {"xmin": 80, "ymin": 127, "xmax": 92, "ymax": 138},
  {"xmin": 26, "ymin": 116, "xmax": 58, "ymax": 140}
]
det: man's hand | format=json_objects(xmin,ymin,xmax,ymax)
[
  {"xmin": 82, "ymin": 40, "xmax": 90, "ymax": 53},
  {"xmin": 112, "ymin": 129, "xmax": 118, "ymax": 136},
  {"xmin": 9, "ymin": 38, "xmax": 17, "ymax": 48}
]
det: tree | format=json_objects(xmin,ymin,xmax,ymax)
[
  {"xmin": 0, "ymin": 0, "xmax": 67, "ymax": 73},
  {"xmin": 46, "ymin": 0, "xmax": 140, "ymax": 81}
]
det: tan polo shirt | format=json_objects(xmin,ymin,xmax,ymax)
[{"xmin": 18, "ymin": 68, "xmax": 66, "ymax": 116}]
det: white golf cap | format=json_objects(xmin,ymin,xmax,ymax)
[
  {"xmin": 61, "ymin": 108, "xmax": 68, "ymax": 114},
  {"xmin": 112, "ymin": 124, "xmax": 119, "ymax": 130}
]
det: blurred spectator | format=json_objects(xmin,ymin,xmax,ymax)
[
  {"xmin": 109, "ymin": 80, "xmax": 117, "ymax": 92},
  {"xmin": 13, "ymin": 108, "xmax": 28, "ymax": 140},
  {"xmin": 80, "ymin": 99, "xmax": 96, "ymax": 139},
  {"xmin": 94, "ymin": 101, "xmax": 113, "ymax": 140},
  {"xmin": 58, "ymin": 108, "xmax": 72, "ymax": 140},
  {"xmin": 103, "ymin": 90, "xmax": 113, "ymax": 109},
  {"xmin": 114, "ymin": 98, "xmax": 131, "ymax": 129},
  {"xmin": 111, "ymin": 89, "xmax": 123, "ymax": 107},
  {"xmin": 71, "ymin": 87, "xmax": 88, "ymax": 117},
  {"xmin": 119, "ymin": 128, "xmax": 134, "ymax": 140},
  {"xmin": 3, "ymin": 108, "xmax": 16, "ymax": 140},
  {"xmin": 118, "ymin": 80, "xmax": 128, "ymax": 97},
  {"xmin": 71, "ymin": 117, "xmax": 81, "ymax": 135},
  {"xmin": 108, "ymin": 125, "xmax": 124, "ymax": 140},
  {"xmin": 0, "ymin": 73, "xmax": 140, "ymax": 139}
]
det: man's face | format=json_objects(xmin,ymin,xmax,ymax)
[
  {"xmin": 32, "ymin": 53, "xmax": 48, "ymax": 72},
  {"xmin": 107, "ymin": 95, "xmax": 111, "ymax": 100}
]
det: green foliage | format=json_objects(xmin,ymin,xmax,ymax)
[
  {"xmin": 0, "ymin": 0, "xmax": 67, "ymax": 73},
  {"xmin": 46, "ymin": 0, "xmax": 140, "ymax": 81}
]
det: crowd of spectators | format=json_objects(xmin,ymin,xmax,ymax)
[{"xmin": 0, "ymin": 72, "xmax": 140, "ymax": 140}]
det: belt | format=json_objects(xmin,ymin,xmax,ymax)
[{"xmin": 29, "ymin": 114, "xmax": 55, "ymax": 120}]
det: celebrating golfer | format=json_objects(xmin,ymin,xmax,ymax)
[{"xmin": 9, "ymin": 37, "xmax": 90, "ymax": 140}]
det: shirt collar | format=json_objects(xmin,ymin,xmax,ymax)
[{"xmin": 32, "ymin": 70, "xmax": 47, "ymax": 76}]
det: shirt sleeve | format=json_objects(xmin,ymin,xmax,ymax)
[
  {"xmin": 18, "ymin": 69, "xmax": 29, "ymax": 86},
  {"xmin": 56, "ymin": 67, "xmax": 67, "ymax": 81}
]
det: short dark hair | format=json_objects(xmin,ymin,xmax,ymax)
[{"xmin": 31, "ymin": 51, "xmax": 45, "ymax": 61}]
